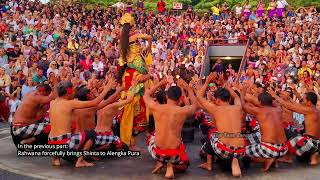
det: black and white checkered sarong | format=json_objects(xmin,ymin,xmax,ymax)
[
  {"xmin": 48, "ymin": 130, "xmax": 95, "ymax": 150},
  {"xmin": 287, "ymin": 135, "xmax": 320, "ymax": 156},
  {"xmin": 245, "ymin": 130, "xmax": 261, "ymax": 145},
  {"xmin": 210, "ymin": 135, "xmax": 246, "ymax": 159},
  {"xmin": 245, "ymin": 142, "xmax": 288, "ymax": 158},
  {"xmin": 147, "ymin": 135, "xmax": 189, "ymax": 165},
  {"xmin": 12, "ymin": 122, "xmax": 50, "ymax": 139},
  {"xmin": 95, "ymin": 131, "xmax": 121, "ymax": 147},
  {"xmin": 200, "ymin": 127, "xmax": 218, "ymax": 155}
]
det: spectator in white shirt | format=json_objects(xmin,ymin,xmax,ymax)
[
  {"xmin": 21, "ymin": 77, "xmax": 36, "ymax": 99},
  {"xmin": 235, "ymin": 3, "xmax": 243, "ymax": 16},
  {"xmin": 276, "ymin": 0, "xmax": 288, "ymax": 9},
  {"xmin": 25, "ymin": 15, "xmax": 35, "ymax": 26},
  {"xmin": 194, "ymin": 56, "xmax": 203, "ymax": 74},
  {"xmin": 228, "ymin": 32, "xmax": 238, "ymax": 44},
  {"xmin": 276, "ymin": 0, "xmax": 289, "ymax": 17},
  {"xmin": 8, "ymin": 92, "xmax": 21, "ymax": 123},
  {"xmin": 47, "ymin": 61, "xmax": 59, "ymax": 77},
  {"xmin": 92, "ymin": 56, "xmax": 104, "ymax": 73},
  {"xmin": 15, "ymin": 60, "xmax": 29, "ymax": 77},
  {"xmin": 112, "ymin": 1, "xmax": 125, "ymax": 9}
]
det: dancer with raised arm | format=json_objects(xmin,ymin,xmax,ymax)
[
  {"xmin": 48, "ymin": 80, "xmax": 114, "ymax": 168},
  {"xmin": 268, "ymin": 89, "xmax": 320, "ymax": 165},
  {"xmin": 242, "ymin": 87, "xmax": 288, "ymax": 172},
  {"xmin": 117, "ymin": 13, "xmax": 153, "ymax": 150},
  {"xmin": 196, "ymin": 73, "xmax": 245, "ymax": 177},
  {"xmin": 144, "ymin": 79, "xmax": 198, "ymax": 178}
]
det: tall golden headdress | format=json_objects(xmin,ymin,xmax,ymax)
[{"xmin": 120, "ymin": 13, "xmax": 135, "ymax": 26}]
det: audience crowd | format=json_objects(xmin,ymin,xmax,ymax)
[{"xmin": 0, "ymin": 0, "xmax": 319, "ymax": 123}]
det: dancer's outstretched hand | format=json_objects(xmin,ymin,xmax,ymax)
[
  {"xmin": 159, "ymin": 78, "xmax": 168, "ymax": 85},
  {"xmin": 177, "ymin": 79, "xmax": 189, "ymax": 89},
  {"xmin": 267, "ymin": 87, "xmax": 276, "ymax": 97},
  {"xmin": 207, "ymin": 72, "xmax": 217, "ymax": 83}
]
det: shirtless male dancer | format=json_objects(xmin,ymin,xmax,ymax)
[
  {"xmin": 144, "ymin": 78, "xmax": 198, "ymax": 179},
  {"xmin": 268, "ymin": 89, "xmax": 320, "ymax": 165},
  {"xmin": 242, "ymin": 89, "xmax": 288, "ymax": 172},
  {"xmin": 196, "ymin": 73, "xmax": 245, "ymax": 177},
  {"xmin": 12, "ymin": 82, "xmax": 56, "ymax": 145},
  {"xmin": 95, "ymin": 81, "xmax": 137, "ymax": 151},
  {"xmin": 274, "ymin": 88, "xmax": 298, "ymax": 163},
  {"xmin": 49, "ymin": 80, "xmax": 113, "ymax": 168},
  {"xmin": 72, "ymin": 82, "xmax": 119, "ymax": 133}
]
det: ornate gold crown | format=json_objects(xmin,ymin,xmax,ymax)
[{"xmin": 120, "ymin": 13, "xmax": 135, "ymax": 26}]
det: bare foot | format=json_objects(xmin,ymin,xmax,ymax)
[
  {"xmin": 310, "ymin": 152, "xmax": 318, "ymax": 165},
  {"xmin": 75, "ymin": 157, "xmax": 94, "ymax": 168},
  {"xmin": 165, "ymin": 163, "xmax": 174, "ymax": 179},
  {"xmin": 51, "ymin": 157, "xmax": 61, "ymax": 166},
  {"xmin": 21, "ymin": 137, "xmax": 36, "ymax": 145},
  {"xmin": 152, "ymin": 161, "xmax": 164, "ymax": 174},
  {"xmin": 277, "ymin": 154, "xmax": 293, "ymax": 164},
  {"xmin": 198, "ymin": 162, "xmax": 212, "ymax": 171},
  {"xmin": 261, "ymin": 158, "xmax": 275, "ymax": 172},
  {"xmin": 231, "ymin": 158, "xmax": 241, "ymax": 177},
  {"xmin": 129, "ymin": 145, "xmax": 141, "ymax": 151}
]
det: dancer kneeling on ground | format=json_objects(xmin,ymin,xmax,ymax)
[
  {"xmin": 196, "ymin": 73, "xmax": 246, "ymax": 177},
  {"xmin": 48, "ymin": 80, "xmax": 112, "ymax": 168},
  {"xmin": 269, "ymin": 89, "xmax": 320, "ymax": 165},
  {"xmin": 144, "ymin": 78, "xmax": 198, "ymax": 179},
  {"xmin": 73, "ymin": 82, "xmax": 129, "ymax": 154},
  {"xmin": 12, "ymin": 81, "xmax": 57, "ymax": 145},
  {"xmin": 94, "ymin": 81, "xmax": 138, "ymax": 152},
  {"xmin": 269, "ymin": 88, "xmax": 298, "ymax": 163},
  {"xmin": 72, "ymin": 79, "xmax": 122, "ymax": 134},
  {"xmin": 241, "ymin": 87, "xmax": 288, "ymax": 172}
]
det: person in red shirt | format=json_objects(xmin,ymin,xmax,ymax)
[
  {"xmin": 80, "ymin": 55, "xmax": 93, "ymax": 71},
  {"xmin": 0, "ymin": 22, "xmax": 8, "ymax": 33},
  {"xmin": 157, "ymin": 0, "xmax": 166, "ymax": 14},
  {"xmin": 238, "ymin": 32, "xmax": 248, "ymax": 43}
]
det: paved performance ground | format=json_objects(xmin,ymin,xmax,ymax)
[{"xmin": 0, "ymin": 122, "xmax": 320, "ymax": 180}]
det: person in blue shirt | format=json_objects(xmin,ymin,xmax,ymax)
[
  {"xmin": 37, "ymin": 55, "xmax": 50, "ymax": 77},
  {"xmin": 0, "ymin": 48, "xmax": 8, "ymax": 67},
  {"xmin": 257, "ymin": 18, "xmax": 266, "ymax": 28},
  {"xmin": 256, "ymin": 24, "xmax": 265, "ymax": 35},
  {"xmin": 268, "ymin": 35, "xmax": 275, "ymax": 47},
  {"xmin": 249, "ymin": 11, "xmax": 257, "ymax": 21},
  {"xmin": 21, "ymin": 77, "xmax": 36, "ymax": 99},
  {"xmin": 32, "ymin": 68, "xmax": 47, "ymax": 85}
]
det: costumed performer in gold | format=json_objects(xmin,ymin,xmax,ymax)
[{"xmin": 117, "ymin": 12, "xmax": 153, "ymax": 150}]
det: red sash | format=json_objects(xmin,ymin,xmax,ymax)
[
  {"xmin": 43, "ymin": 124, "xmax": 51, "ymax": 134},
  {"xmin": 96, "ymin": 131, "xmax": 113, "ymax": 136},
  {"xmin": 48, "ymin": 138, "xmax": 70, "ymax": 145},
  {"xmin": 208, "ymin": 128, "xmax": 218, "ymax": 139},
  {"xmin": 261, "ymin": 142, "xmax": 287, "ymax": 152},
  {"xmin": 216, "ymin": 141, "xmax": 246, "ymax": 154},
  {"xmin": 124, "ymin": 68, "xmax": 137, "ymax": 90},
  {"xmin": 12, "ymin": 123, "xmax": 31, "ymax": 127},
  {"xmin": 153, "ymin": 143, "xmax": 188, "ymax": 162}
]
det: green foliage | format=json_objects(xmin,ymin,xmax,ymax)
[{"xmin": 82, "ymin": 0, "xmax": 320, "ymax": 11}]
